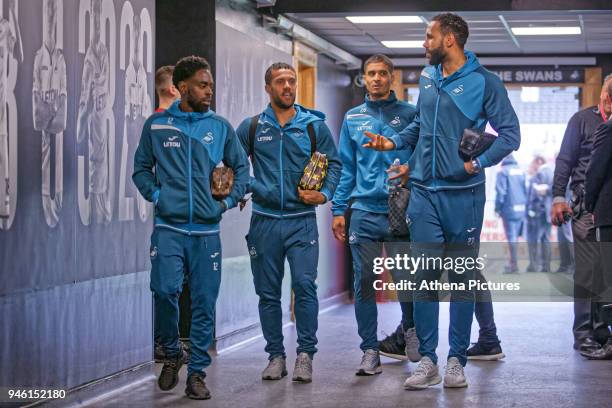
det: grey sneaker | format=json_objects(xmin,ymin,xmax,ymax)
[
  {"xmin": 443, "ymin": 357, "xmax": 468, "ymax": 388},
  {"xmin": 404, "ymin": 327, "xmax": 422, "ymax": 363},
  {"xmin": 262, "ymin": 356, "xmax": 287, "ymax": 380},
  {"xmin": 356, "ymin": 349, "xmax": 382, "ymax": 376},
  {"xmin": 403, "ymin": 356, "xmax": 441, "ymax": 390},
  {"xmin": 292, "ymin": 352, "xmax": 313, "ymax": 383}
]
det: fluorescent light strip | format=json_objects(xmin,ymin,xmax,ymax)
[
  {"xmin": 346, "ymin": 16, "xmax": 422, "ymax": 24},
  {"xmin": 382, "ymin": 40, "xmax": 423, "ymax": 48},
  {"xmin": 511, "ymin": 26, "xmax": 581, "ymax": 36}
]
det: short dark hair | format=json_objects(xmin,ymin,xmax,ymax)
[
  {"xmin": 363, "ymin": 54, "xmax": 394, "ymax": 74},
  {"xmin": 172, "ymin": 56, "xmax": 211, "ymax": 88},
  {"xmin": 265, "ymin": 62, "xmax": 295, "ymax": 85},
  {"xmin": 432, "ymin": 13, "xmax": 469, "ymax": 48}
]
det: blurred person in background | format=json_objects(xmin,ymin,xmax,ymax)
[
  {"xmin": 495, "ymin": 154, "xmax": 527, "ymax": 274},
  {"xmin": 526, "ymin": 154, "xmax": 553, "ymax": 273}
]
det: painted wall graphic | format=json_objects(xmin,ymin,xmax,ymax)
[
  {"xmin": 77, "ymin": 0, "xmax": 113, "ymax": 225},
  {"xmin": 119, "ymin": 1, "xmax": 152, "ymax": 222},
  {"xmin": 0, "ymin": 0, "xmax": 155, "ymax": 295},
  {"xmin": 33, "ymin": 0, "xmax": 66, "ymax": 228},
  {"xmin": 0, "ymin": 0, "xmax": 22, "ymax": 228}
]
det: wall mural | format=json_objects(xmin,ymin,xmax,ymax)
[{"xmin": 0, "ymin": 0, "xmax": 155, "ymax": 295}]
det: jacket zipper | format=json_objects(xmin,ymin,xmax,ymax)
[
  {"xmin": 432, "ymin": 82, "xmax": 442, "ymax": 190},
  {"xmin": 280, "ymin": 129, "xmax": 284, "ymax": 213},
  {"xmin": 378, "ymin": 106, "xmax": 385, "ymax": 189},
  {"xmin": 187, "ymin": 116, "xmax": 193, "ymax": 231}
]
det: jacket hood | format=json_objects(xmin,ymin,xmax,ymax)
[
  {"xmin": 262, "ymin": 103, "xmax": 325, "ymax": 129},
  {"xmin": 166, "ymin": 99, "xmax": 215, "ymax": 120},
  {"xmin": 434, "ymin": 50, "xmax": 481, "ymax": 82}
]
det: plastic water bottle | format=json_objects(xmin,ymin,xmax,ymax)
[{"xmin": 387, "ymin": 158, "xmax": 402, "ymax": 191}]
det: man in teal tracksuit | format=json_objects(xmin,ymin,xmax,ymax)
[
  {"xmin": 133, "ymin": 56, "xmax": 248, "ymax": 399},
  {"xmin": 331, "ymin": 54, "xmax": 420, "ymax": 375},
  {"xmin": 236, "ymin": 62, "xmax": 341, "ymax": 383},
  {"xmin": 364, "ymin": 14, "xmax": 520, "ymax": 389}
]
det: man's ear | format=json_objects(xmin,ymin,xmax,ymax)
[
  {"xmin": 445, "ymin": 34, "xmax": 452, "ymax": 48},
  {"xmin": 264, "ymin": 83, "xmax": 271, "ymax": 95},
  {"xmin": 178, "ymin": 81, "xmax": 187, "ymax": 95}
]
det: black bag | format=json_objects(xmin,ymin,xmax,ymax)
[
  {"xmin": 458, "ymin": 128, "xmax": 497, "ymax": 162},
  {"xmin": 388, "ymin": 186, "xmax": 410, "ymax": 237}
]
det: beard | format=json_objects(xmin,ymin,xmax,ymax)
[
  {"xmin": 428, "ymin": 46, "xmax": 446, "ymax": 66},
  {"xmin": 186, "ymin": 88, "xmax": 209, "ymax": 113},
  {"xmin": 272, "ymin": 92, "xmax": 295, "ymax": 110}
]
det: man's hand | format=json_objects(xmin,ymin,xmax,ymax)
[
  {"xmin": 387, "ymin": 163, "xmax": 409, "ymax": 185},
  {"xmin": 551, "ymin": 202, "xmax": 572, "ymax": 226},
  {"xmin": 362, "ymin": 131, "xmax": 395, "ymax": 151},
  {"xmin": 298, "ymin": 189, "xmax": 326, "ymax": 205},
  {"xmin": 464, "ymin": 161, "xmax": 477, "ymax": 174},
  {"xmin": 332, "ymin": 215, "xmax": 346, "ymax": 242}
]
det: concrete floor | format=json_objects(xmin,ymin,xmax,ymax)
[{"xmin": 84, "ymin": 302, "xmax": 612, "ymax": 408}]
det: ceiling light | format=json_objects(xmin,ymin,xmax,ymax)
[
  {"xmin": 511, "ymin": 26, "xmax": 581, "ymax": 36},
  {"xmin": 346, "ymin": 16, "xmax": 423, "ymax": 24},
  {"xmin": 381, "ymin": 41, "xmax": 423, "ymax": 48}
]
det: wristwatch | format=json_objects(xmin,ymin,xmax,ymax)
[{"xmin": 470, "ymin": 158, "xmax": 481, "ymax": 174}]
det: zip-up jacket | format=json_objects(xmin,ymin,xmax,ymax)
[
  {"xmin": 553, "ymin": 106, "xmax": 604, "ymax": 201},
  {"xmin": 133, "ymin": 100, "xmax": 249, "ymax": 235},
  {"xmin": 390, "ymin": 51, "xmax": 520, "ymax": 191},
  {"xmin": 236, "ymin": 104, "xmax": 341, "ymax": 218},
  {"xmin": 585, "ymin": 119, "xmax": 612, "ymax": 227},
  {"xmin": 332, "ymin": 91, "xmax": 417, "ymax": 216},
  {"xmin": 495, "ymin": 155, "xmax": 527, "ymax": 221}
]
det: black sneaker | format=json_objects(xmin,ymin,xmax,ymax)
[
  {"xmin": 185, "ymin": 372, "xmax": 211, "ymax": 400},
  {"xmin": 379, "ymin": 325, "xmax": 407, "ymax": 361},
  {"xmin": 466, "ymin": 343, "xmax": 505, "ymax": 361},
  {"xmin": 158, "ymin": 351, "xmax": 184, "ymax": 391}
]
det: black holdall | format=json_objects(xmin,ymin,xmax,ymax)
[{"xmin": 458, "ymin": 128, "xmax": 497, "ymax": 162}]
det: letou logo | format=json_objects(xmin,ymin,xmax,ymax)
[
  {"xmin": 163, "ymin": 136, "xmax": 181, "ymax": 148},
  {"xmin": 357, "ymin": 120, "xmax": 373, "ymax": 132},
  {"xmin": 257, "ymin": 135, "xmax": 273, "ymax": 142}
]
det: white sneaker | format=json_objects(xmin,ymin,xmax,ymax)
[
  {"xmin": 356, "ymin": 349, "xmax": 382, "ymax": 376},
  {"xmin": 262, "ymin": 356, "xmax": 287, "ymax": 380},
  {"xmin": 403, "ymin": 356, "xmax": 441, "ymax": 390},
  {"xmin": 443, "ymin": 357, "xmax": 468, "ymax": 388}
]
